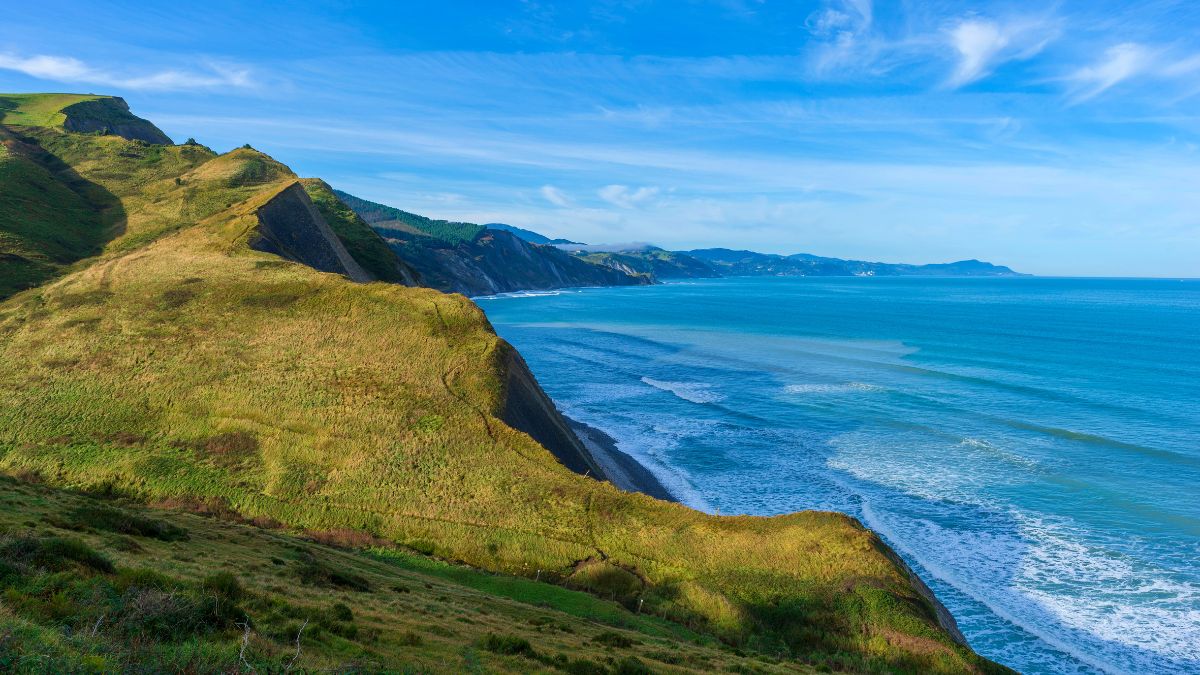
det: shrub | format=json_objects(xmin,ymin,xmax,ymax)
[
  {"xmin": 305, "ymin": 528, "xmax": 386, "ymax": 549},
  {"xmin": 592, "ymin": 631, "xmax": 635, "ymax": 649},
  {"xmin": 293, "ymin": 552, "xmax": 372, "ymax": 592},
  {"xmin": 67, "ymin": 505, "xmax": 189, "ymax": 541},
  {"xmin": 113, "ymin": 586, "xmax": 243, "ymax": 640},
  {"xmin": 201, "ymin": 571, "xmax": 243, "ymax": 602},
  {"xmin": 480, "ymin": 633, "xmax": 536, "ymax": 658},
  {"xmin": 329, "ymin": 602, "xmax": 354, "ymax": 622},
  {"xmin": 612, "ymin": 656, "xmax": 652, "ymax": 675},
  {"xmin": 0, "ymin": 535, "xmax": 114, "ymax": 574},
  {"xmin": 557, "ymin": 656, "xmax": 608, "ymax": 674}
]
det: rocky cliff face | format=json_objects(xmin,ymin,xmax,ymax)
[
  {"xmin": 60, "ymin": 97, "xmax": 173, "ymax": 145},
  {"xmin": 498, "ymin": 343, "xmax": 606, "ymax": 478},
  {"xmin": 372, "ymin": 221, "xmax": 648, "ymax": 296},
  {"xmin": 251, "ymin": 182, "xmax": 373, "ymax": 282}
]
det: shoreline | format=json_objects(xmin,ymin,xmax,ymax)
[
  {"xmin": 565, "ymin": 413, "xmax": 971, "ymax": 647},
  {"xmin": 566, "ymin": 416, "xmax": 677, "ymax": 503}
]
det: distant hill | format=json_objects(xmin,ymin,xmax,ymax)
[
  {"xmin": 572, "ymin": 247, "xmax": 719, "ymax": 280},
  {"xmin": 334, "ymin": 191, "xmax": 647, "ymax": 295},
  {"xmin": 537, "ymin": 244, "xmax": 1025, "ymax": 282},
  {"xmin": 687, "ymin": 248, "xmax": 1025, "ymax": 277},
  {"xmin": 485, "ymin": 222, "xmax": 582, "ymax": 246}
]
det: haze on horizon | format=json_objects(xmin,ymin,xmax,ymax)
[{"xmin": 2, "ymin": 0, "xmax": 1198, "ymax": 277}]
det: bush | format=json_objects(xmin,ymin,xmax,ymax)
[
  {"xmin": 480, "ymin": 633, "xmax": 536, "ymax": 658},
  {"xmin": 113, "ymin": 585, "xmax": 243, "ymax": 640},
  {"xmin": 612, "ymin": 656, "xmax": 652, "ymax": 675},
  {"xmin": 201, "ymin": 571, "xmax": 243, "ymax": 602},
  {"xmin": 329, "ymin": 602, "xmax": 354, "ymax": 622},
  {"xmin": 0, "ymin": 534, "xmax": 114, "ymax": 574},
  {"xmin": 293, "ymin": 552, "xmax": 372, "ymax": 592},
  {"xmin": 556, "ymin": 656, "xmax": 608, "ymax": 674},
  {"xmin": 67, "ymin": 505, "xmax": 189, "ymax": 541},
  {"xmin": 592, "ymin": 631, "xmax": 635, "ymax": 648}
]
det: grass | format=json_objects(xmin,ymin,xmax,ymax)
[
  {"xmin": 0, "ymin": 474, "xmax": 804, "ymax": 673},
  {"xmin": 0, "ymin": 94, "xmax": 104, "ymax": 127},
  {"xmin": 0, "ymin": 93, "xmax": 1009, "ymax": 674}
]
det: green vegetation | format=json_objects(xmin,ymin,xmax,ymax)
[
  {"xmin": 0, "ymin": 94, "xmax": 103, "ymax": 127},
  {"xmin": 0, "ymin": 93, "xmax": 1008, "ymax": 673},
  {"xmin": 302, "ymin": 178, "xmax": 417, "ymax": 284},
  {"xmin": 335, "ymin": 188, "xmax": 485, "ymax": 244},
  {"xmin": 0, "ymin": 476, "xmax": 793, "ymax": 673}
]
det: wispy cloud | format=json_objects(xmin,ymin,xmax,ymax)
[
  {"xmin": 540, "ymin": 184, "xmax": 571, "ymax": 207},
  {"xmin": 1063, "ymin": 43, "xmax": 1154, "ymax": 102},
  {"xmin": 598, "ymin": 184, "xmax": 660, "ymax": 208},
  {"xmin": 0, "ymin": 52, "xmax": 254, "ymax": 91},
  {"xmin": 805, "ymin": 0, "xmax": 885, "ymax": 77},
  {"xmin": 945, "ymin": 17, "xmax": 1058, "ymax": 88}
]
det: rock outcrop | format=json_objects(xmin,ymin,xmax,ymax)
[
  {"xmin": 251, "ymin": 182, "xmax": 372, "ymax": 282},
  {"xmin": 61, "ymin": 97, "xmax": 173, "ymax": 145}
]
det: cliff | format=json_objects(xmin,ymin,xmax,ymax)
[
  {"xmin": 60, "ymin": 96, "xmax": 173, "ymax": 144},
  {"xmin": 250, "ymin": 182, "xmax": 373, "ymax": 282},
  {"xmin": 337, "ymin": 190, "xmax": 649, "ymax": 295},
  {"xmin": 498, "ymin": 342, "xmax": 606, "ymax": 478}
]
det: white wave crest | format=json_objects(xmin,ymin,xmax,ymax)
[
  {"xmin": 641, "ymin": 377, "xmax": 725, "ymax": 404},
  {"xmin": 784, "ymin": 382, "xmax": 883, "ymax": 394}
]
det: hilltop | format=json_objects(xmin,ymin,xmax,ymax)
[{"xmin": 0, "ymin": 93, "xmax": 1007, "ymax": 673}]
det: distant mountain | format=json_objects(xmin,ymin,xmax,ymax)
[
  {"xmin": 334, "ymin": 191, "xmax": 647, "ymax": 295},
  {"xmin": 571, "ymin": 247, "xmax": 719, "ymax": 279},
  {"xmin": 687, "ymin": 248, "xmax": 1025, "ymax": 277},
  {"xmin": 485, "ymin": 222, "xmax": 582, "ymax": 246}
]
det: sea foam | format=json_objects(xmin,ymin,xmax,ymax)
[{"xmin": 640, "ymin": 377, "xmax": 725, "ymax": 403}]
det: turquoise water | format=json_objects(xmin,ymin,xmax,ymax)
[{"xmin": 479, "ymin": 277, "xmax": 1200, "ymax": 674}]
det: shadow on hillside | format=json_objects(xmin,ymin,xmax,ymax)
[{"xmin": 4, "ymin": 125, "xmax": 127, "ymax": 251}]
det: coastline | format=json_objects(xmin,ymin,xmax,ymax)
[
  {"xmin": 566, "ymin": 417, "xmax": 677, "ymax": 503},
  {"xmin": 565, "ymin": 412, "xmax": 970, "ymax": 647}
]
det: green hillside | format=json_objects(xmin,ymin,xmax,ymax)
[
  {"xmin": 0, "ymin": 94, "xmax": 1006, "ymax": 673},
  {"xmin": 0, "ymin": 475, "xmax": 801, "ymax": 673},
  {"xmin": 334, "ymin": 189, "xmax": 484, "ymax": 245},
  {"xmin": 0, "ymin": 94, "xmax": 103, "ymax": 127}
]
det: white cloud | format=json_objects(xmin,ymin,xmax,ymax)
[
  {"xmin": 1064, "ymin": 43, "xmax": 1154, "ymax": 102},
  {"xmin": 540, "ymin": 184, "xmax": 571, "ymax": 207},
  {"xmin": 1161, "ymin": 53, "xmax": 1200, "ymax": 78},
  {"xmin": 0, "ymin": 52, "xmax": 254, "ymax": 91},
  {"xmin": 945, "ymin": 17, "xmax": 1057, "ymax": 88},
  {"xmin": 598, "ymin": 184, "xmax": 660, "ymax": 208}
]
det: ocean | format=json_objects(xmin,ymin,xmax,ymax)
[{"xmin": 478, "ymin": 276, "xmax": 1200, "ymax": 675}]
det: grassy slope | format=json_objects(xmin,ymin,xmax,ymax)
[
  {"xmin": 0, "ymin": 95, "xmax": 1005, "ymax": 673},
  {"xmin": 1, "ymin": 95, "xmax": 219, "ymax": 298},
  {"xmin": 1, "ymin": 475, "xmax": 791, "ymax": 673},
  {"xmin": 0, "ymin": 94, "xmax": 103, "ymax": 127}
]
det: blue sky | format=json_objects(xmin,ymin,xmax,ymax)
[{"xmin": 3, "ymin": 1, "xmax": 1199, "ymax": 276}]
